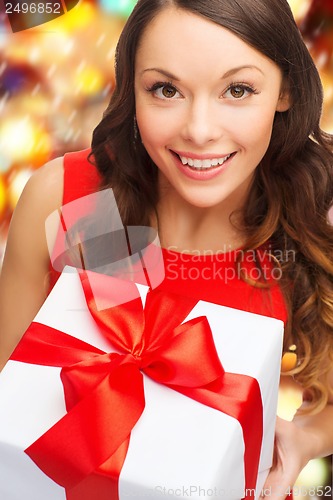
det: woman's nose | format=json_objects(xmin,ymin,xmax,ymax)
[{"xmin": 181, "ymin": 98, "xmax": 222, "ymax": 146}]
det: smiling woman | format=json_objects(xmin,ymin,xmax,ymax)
[
  {"xmin": 134, "ymin": 9, "xmax": 290, "ymax": 214},
  {"xmin": 0, "ymin": 0, "xmax": 333, "ymax": 499}
]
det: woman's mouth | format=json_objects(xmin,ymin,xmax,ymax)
[
  {"xmin": 170, "ymin": 150, "xmax": 237, "ymax": 180},
  {"xmin": 177, "ymin": 152, "xmax": 234, "ymax": 171}
]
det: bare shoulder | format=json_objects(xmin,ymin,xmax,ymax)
[
  {"xmin": 19, "ymin": 155, "xmax": 64, "ymax": 213},
  {"xmin": 6, "ymin": 155, "xmax": 65, "ymax": 266}
]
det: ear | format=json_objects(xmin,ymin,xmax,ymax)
[{"xmin": 276, "ymin": 88, "xmax": 292, "ymax": 112}]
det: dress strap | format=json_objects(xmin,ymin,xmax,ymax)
[
  {"xmin": 48, "ymin": 149, "xmax": 101, "ymax": 292},
  {"xmin": 63, "ymin": 148, "xmax": 101, "ymax": 205}
]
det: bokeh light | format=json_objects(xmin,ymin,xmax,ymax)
[
  {"xmin": 40, "ymin": 1, "xmax": 97, "ymax": 32},
  {"xmin": 0, "ymin": 175, "xmax": 7, "ymax": 219},
  {"xmin": 295, "ymin": 458, "xmax": 329, "ymax": 489},
  {"xmin": 73, "ymin": 64, "xmax": 105, "ymax": 96},
  {"xmin": 0, "ymin": 117, "xmax": 52, "ymax": 165},
  {"xmin": 7, "ymin": 168, "xmax": 33, "ymax": 209},
  {"xmin": 288, "ymin": 0, "xmax": 311, "ymax": 21},
  {"xmin": 100, "ymin": 0, "xmax": 136, "ymax": 16}
]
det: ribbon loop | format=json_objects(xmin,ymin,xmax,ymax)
[{"xmin": 27, "ymin": 360, "xmax": 145, "ymax": 490}]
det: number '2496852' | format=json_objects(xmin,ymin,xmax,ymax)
[{"xmin": 2, "ymin": 0, "xmax": 80, "ymax": 32}]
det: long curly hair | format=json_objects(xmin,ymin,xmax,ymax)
[{"xmin": 90, "ymin": 0, "xmax": 333, "ymax": 414}]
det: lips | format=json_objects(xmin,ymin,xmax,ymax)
[
  {"xmin": 170, "ymin": 150, "xmax": 237, "ymax": 181},
  {"xmin": 171, "ymin": 150, "xmax": 236, "ymax": 171}
]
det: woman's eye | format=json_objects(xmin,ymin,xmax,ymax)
[
  {"xmin": 160, "ymin": 85, "xmax": 178, "ymax": 98},
  {"xmin": 224, "ymin": 84, "xmax": 256, "ymax": 100},
  {"xmin": 148, "ymin": 83, "xmax": 181, "ymax": 99}
]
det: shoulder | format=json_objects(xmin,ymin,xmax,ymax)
[
  {"xmin": 24, "ymin": 149, "xmax": 99, "ymax": 209},
  {"xmin": 6, "ymin": 155, "xmax": 65, "ymax": 272},
  {"xmin": 1, "ymin": 155, "xmax": 65, "ymax": 299},
  {"xmin": 20, "ymin": 155, "xmax": 64, "ymax": 215}
]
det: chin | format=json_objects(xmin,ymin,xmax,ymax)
[{"xmin": 182, "ymin": 195, "xmax": 226, "ymax": 209}]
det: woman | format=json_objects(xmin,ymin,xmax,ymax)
[{"xmin": 0, "ymin": 0, "xmax": 333, "ymax": 498}]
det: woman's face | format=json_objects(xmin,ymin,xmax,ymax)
[{"xmin": 134, "ymin": 7, "xmax": 290, "ymax": 211}]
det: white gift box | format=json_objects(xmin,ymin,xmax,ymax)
[{"xmin": 0, "ymin": 268, "xmax": 283, "ymax": 500}]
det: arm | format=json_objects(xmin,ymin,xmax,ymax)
[
  {"xmin": 0, "ymin": 157, "xmax": 64, "ymax": 371},
  {"xmin": 292, "ymin": 368, "xmax": 333, "ymax": 458},
  {"xmin": 260, "ymin": 372, "xmax": 333, "ymax": 499}
]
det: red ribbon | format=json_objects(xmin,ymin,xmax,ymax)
[{"xmin": 11, "ymin": 271, "xmax": 263, "ymax": 500}]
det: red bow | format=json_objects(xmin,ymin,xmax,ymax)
[{"xmin": 11, "ymin": 271, "xmax": 263, "ymax": 500}]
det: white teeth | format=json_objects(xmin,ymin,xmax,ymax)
[{"xmin": 178, "ymin": 154, "xmax": 232, "ymax": 169}]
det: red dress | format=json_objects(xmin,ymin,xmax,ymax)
[
  {"xmin": 48, "ymin": 149, "xmax": 292, "ymax": 498},
  {"xmin": 49, "ymin": 148, "xmax": 287, "ymax": 324}
]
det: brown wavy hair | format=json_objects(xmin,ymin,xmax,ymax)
[{"xmin": 90, "ymin": 0, "xmax": 333, "ymax": 414}]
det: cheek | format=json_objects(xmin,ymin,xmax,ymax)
[
  {"xmin": 135, "ymin": 114, "xmax": 168, "ymax": 167},
  {"xmin": 135, "ymin": 91, "xmax": 185, "ymax": 143},
  {"xmin": 236, "ymin": 107, "xmax": 277, "ymax": 151},
  {"xmin": 136, "ymin": 108, "xmax": 176, "ymax": 148}
]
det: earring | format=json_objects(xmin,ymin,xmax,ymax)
[{"xmin": 133, "ymin": 116, "xmax": 139, "ymax": 141}]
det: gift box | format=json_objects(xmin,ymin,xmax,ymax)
[{"xmin": 0, "ymin": 267, "xmax": 283, "ymax": 500}]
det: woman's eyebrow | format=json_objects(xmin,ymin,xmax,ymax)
[
  {"xmin": 140, "ymin": 64, "xmax": 265, "ymax": 81},
  {"xmin": 222, "ymin": 65, "xmax": 265, "ymax": 78},
  {"xmin": 140, "ymin": 68, "xmax": 180, "ymax": 81}
]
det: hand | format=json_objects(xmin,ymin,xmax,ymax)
[{"xmin": 259, "ymin": 417, "xmax": 313, "ymax": 499}]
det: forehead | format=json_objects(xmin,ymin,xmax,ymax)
[{"xmin": 135, "ymin": 6, "xmax": 278, "ymax": 76}]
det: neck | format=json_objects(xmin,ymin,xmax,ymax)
[{"xmin": 153, "ymin": 187, "xmax": 246, "ymax": 254}]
